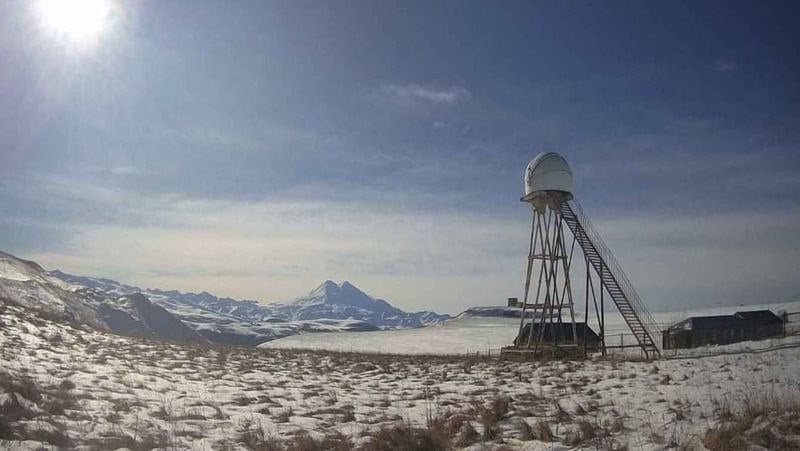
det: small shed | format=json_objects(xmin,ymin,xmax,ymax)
[
  {"xmin": 514, "ymin": 322, "xmax": 600, "ymax": 350},
  {"xmin": 662, "ymin": 310, "xmax": 784, "ymax": 350}
]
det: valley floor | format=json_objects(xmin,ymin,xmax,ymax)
[{"xmin": 1, "ymin": 302, "xmax": 799, "ymax": 450}]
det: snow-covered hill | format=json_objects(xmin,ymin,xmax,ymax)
[
  {"xmin": 0, "ymin": 251, "xmax": 206, "ymax": 342},
  {"xmin": 97, "ymin": 293, "xmax": 207, "ymax": 343},
  {"xmin": 0, "ymin": 251, "xmax": 103, "ymax": 328}
]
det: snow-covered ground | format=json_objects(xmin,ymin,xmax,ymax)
[
  {"xmin": 2, "ymin": 300, "xmax": 799, "ymax": 450},
  {"xmin": 263, "ymin": 301, "xmax": 800, "ymax": 355}
]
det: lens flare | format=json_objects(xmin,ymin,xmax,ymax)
[{"xmin": 37, "ymin": 0, "xmax": 114, "ymax": 46}]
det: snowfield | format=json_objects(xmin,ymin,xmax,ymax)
[
  {"xmin": 261, "ymin": 317, "xmax": 520, "ymax": 355},
  {"xmin": 1, "ymin": 301, "xmax": 799, "ymax": 450},
  {"xmin": 264, "ymin": 301, "xmax": 800, "ymax": 356}
]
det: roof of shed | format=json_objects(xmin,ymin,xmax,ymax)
[{"xmin": 666, "ymin": 310, "xmax": 782, "ymax": 332}]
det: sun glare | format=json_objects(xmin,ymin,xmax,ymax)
[{"xmin": 37, "ymin": 0, "xmax": 114, "ymax": 46}]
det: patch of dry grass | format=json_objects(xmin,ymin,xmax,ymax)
[
  {"xmin": 362, "ymin": 421, "xmax": 448, "ymax": 451},
  {"xmin": 704, "ymin": 388, "xmax": 800, "ymax": 451}
]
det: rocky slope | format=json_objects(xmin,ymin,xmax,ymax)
[{"xmin": 0, "ymin": 251, "xmax": 207, "ymax": 343}]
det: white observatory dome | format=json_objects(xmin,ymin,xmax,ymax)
[{"xmin": 524, "ymin": 152, "xmax": 574, "ymax": 198}]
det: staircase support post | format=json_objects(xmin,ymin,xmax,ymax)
[
  {"xmin": 583, "ymin": 254, "xmax": 590, "ymax": 357},
  {"xmin": 600, "ymin": 264, "xmax": 606, "ymax": 356}
]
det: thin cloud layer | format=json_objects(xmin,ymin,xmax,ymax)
[
  {"xmin": 380, "ymin": 83, "xmax": 471, "ymax": 105},
  {"xmin": 713, "ymin": 58, "xmax": 738, "ymax": 72},
  {"xmin": 4, "ymin": 173, "xmax": 799, "ymax": 313}
]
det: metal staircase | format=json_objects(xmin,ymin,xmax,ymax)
[{"xmin": 560, "ymin": 199, "xmax": 661, "ymax": 358}]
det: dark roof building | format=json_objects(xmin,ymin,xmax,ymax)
[
  {"xmin": 514, "ymin": 322, "xmax": 600, "ymax": 349},
  {"xmin": 663, "ymin": 310, "xmax": 784, "ymax": 350}
]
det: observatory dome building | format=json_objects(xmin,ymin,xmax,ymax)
[
  {"xmin": 523, "ymin": 152, "xmax": 574, "ymax": 200},
  {"xmin": 507, "ymin": 151, "xmax": 661, "ymax": 359}
]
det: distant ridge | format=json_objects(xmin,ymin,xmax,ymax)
[
  {"xmin": 0, "ymin": 249, "xmax": 449, "ymax": 346},
  {"xmin": 457, "ymin": 305, "xmax": 538, "ymax": 319}
]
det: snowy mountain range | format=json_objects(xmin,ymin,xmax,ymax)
[{"xmin": 0, "ymin": 250, "xmax": 450, "ymax": 346}]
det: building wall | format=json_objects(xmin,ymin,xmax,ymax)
[{"xmin": 663, "ymin": 323, "xmax": 783, "ymax": 350}]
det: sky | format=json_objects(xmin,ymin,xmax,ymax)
[{"xmin": 1, "ymin": 0, "xmax": 799, "ymax": 314}]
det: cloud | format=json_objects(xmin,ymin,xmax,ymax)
[
  {"xmin": 586, "ymin": 207, "xmax": 800, "ymax": 310},
  {"xmin": 379, "ymin": 83, "xmax": 471, "ymax": 105},
  {"xmin": 3, "ymin": 174, "xmax": 525, "ymax": 312},
  {"xmin": 713, "ymin": 57, "xmax": 738, "ymax": 72},
  {"xmin": 83, "ymin": 164, "xmax": 143, "ymax": 176},
  {"xmin": 6, "ymin": 170, "xmax": 800, "ymax": 315}
]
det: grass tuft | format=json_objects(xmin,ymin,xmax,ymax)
[{"xmin": 704, "ymin": 388, "xmax": 800, "ymax": 451}]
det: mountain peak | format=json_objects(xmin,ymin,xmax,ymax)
[
  {"xmin": 340, "ymin": 280, "xmax": 356, "ymax": 290},
  {"xmin": 310, "ymin": 280, "xmax": 340, "ymax": 296},
  {"xmin": 339, "ymin": 281, "xmax": 371, "ymax": 299},
  {"xmin": 271, "ymin": 279, "xmax": 450, "ymax": 327},
  {"xmin": 322, "ymin": 280, "xmax": 339, "ymax": 289},
  {"xmin": 308, "ymin": 280, "xmax": 369, "ymax": 300}
]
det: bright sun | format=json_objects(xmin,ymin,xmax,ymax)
[{"xmin": 37, "ymin": 0, "xmax": 114, "ymax": 46}]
